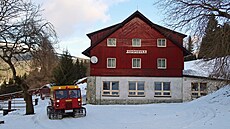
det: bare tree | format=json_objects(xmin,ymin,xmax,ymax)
[
  {"xmin": 155, "ymin": 0, "xmax": 230, "ymax": 35},
  {"xmin": 155, "ymin": 0, "xmax": 230, "ymax": 80},
  {"xmin": 0, "ymin": 0, "xmax": 56, "ymax": 114},
  {"xmin": 26, "ymin": 36, "xmax": 58, "ymax": 89}
]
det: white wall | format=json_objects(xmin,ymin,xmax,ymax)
[
  {"xmin": 94, "ymin": 76, "xmax": 183, "ymax": 104},
  {"xmin": 182, "ymin": 77, "xmax": 226, "ymax": 102}
]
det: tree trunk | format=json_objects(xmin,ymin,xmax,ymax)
[
  {"xmin": 15, "ymin": 76, "xmax": 35, "ymax": 115},
  {"xmin": 24, "ymin": 92, "xmax": 34, "ymax": 115}
]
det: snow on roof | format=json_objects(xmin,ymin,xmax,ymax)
[
  {"xmin": 76, "ymin": 77, "xmax": 87, "ymax": 84},
  {"xmin": 183, "ymin": 59, "xmax": 214, "ymax": 78}
]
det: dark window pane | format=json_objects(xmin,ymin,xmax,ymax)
[
  {"xmin": 103, "ymin": 92, "xmax": 110, "ymax": 95},
  {"xmin": 103, "ymin": 81, "xmax": 110, "ymax": 90},
  {"xmin": 69, "ymin": 90, "xmax": 81, "ymax": 98},
  {"xmin": 200, "ymin": 83, "xmax": 207, "ymax": 91},
  {"xmin": 112, "ymin": 92, "xmax": 119, "ymax": 95},
  {"xmin": 129, "ymin": 92, "xmax": 136, "ymax": 95},
  {"xmin": 201, "ymin": 93, "xmax": 207, "ymax": 96},
  {"xmin": 137, "ymin": 82, "xmax": 144, "ymax": 90},
  {"xmin": 155, "ymin": 82, "xmax": 162, "ymax": 90},
  {"xmin": 55, "ymin": 90, "xmax": 68, "ymax": 99},
  {"xmin": 112, "ymin": 82, "xmax": 119, "ymax": 90},
  {"xmin": 138, "ymin": 92, "xmax": 144, "ymax": 95},
  {"xmin": 155, "ymin": 92, "xmax": 161, "ymax": 95},
  {"xmin": 163, "ymin": 82, "xmax": 170, "ymax": 90},
  {"xmin": 191, "ymin": 83, "xmax": 198, "ymax": 91},
  {"xmin": 163, "ymin": 92, "xmax": 170, "ymax": 95},
  {"xmin": 129, "ymin": 82, "xmax": 136, "ymax": 90},
  {"xmin": 192, "ymin": 93, "xmax": 198, "ymax": 96}
]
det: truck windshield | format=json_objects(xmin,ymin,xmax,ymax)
[
  {"xmin": 55, "ymin": 90, "xmax": 68, "ymax": 99},
  {"xmin": 69, "ymin": 90, "xmax": 81, "ymax": 98}
]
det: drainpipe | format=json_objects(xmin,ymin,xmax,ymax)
[{"xmin": 181, "ymin": 77, "xmax": 184, "ymax": 102}]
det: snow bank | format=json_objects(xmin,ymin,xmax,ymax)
[
  {"xmin": 0, "ymin": 85, "xmax": 229, "ymax": 129},
  {"xmin": 192, "ymin": 85, "xmax": 230, "ymax": 105}
]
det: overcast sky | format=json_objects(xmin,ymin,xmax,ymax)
[{"xmin": 36, "ymin": 0, "xmax": 163, "ymax": 58}]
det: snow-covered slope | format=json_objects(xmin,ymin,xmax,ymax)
[{"xmin": 0, "ymin": 85, "xmax": 230, "ymax": 129}]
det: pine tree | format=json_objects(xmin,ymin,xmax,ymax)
[
  {"xmin": 53, "ymin": 51, "xmax": 78, "ymax": 85},
  {"xmin": 79, "ymin": 60, "xmax": 87, "ymax": 79},
  {"xmin": 199, "ymin": 15, "xmax": 230, "ymax": 59},
  {"xmin": 199, "ymin": 15, "xmax": 219, "ymax": 58}
]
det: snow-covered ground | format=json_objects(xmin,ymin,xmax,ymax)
[{"xmin": 0, "ymin": 85, "xmax": 230, "ymax": 129}]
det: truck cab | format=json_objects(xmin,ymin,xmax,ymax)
[{"xmin": 47, "ymin": 85, "xmax": 86, "ymax": 119}]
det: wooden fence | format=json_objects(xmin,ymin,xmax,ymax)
[{"xmin": 0, "ymin": 98, "xmax": 39, "ymax": 116}]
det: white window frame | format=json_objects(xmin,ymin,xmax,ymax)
[
  {"xmin": 154, "ymin": 82, "xmax": 171, "ymax": 97},
  {"xmin": 157, "ymin": 58, "xmax": 167, "ymax": 69},
  {"xmin": 128, "ymin": 81, "xmax": 145, "ymax": 97},
  {"xmin": 102, "ymin": 81, "xmax": 119, "ymax": 96},
  {"xmin": 191, "ymin": 82, "xmax": 207, "ymax": 98},
  {"xmin": 107, "ymin": 38, "xmax": 116, "ymax": 47},
  {"xmin": 157, "ymin": 38, "xmax": 167, "ymax": 47},
  {"xmin": 132, "ymin": 58, "xmax": 141, "ymax": 68},
  {"xmin": 132, "ymin": 38, "xmax": 141, "ymax": 47},
  {"xmin": 107, "ymin": 58, "xmax": 116, "ymax": 68}
]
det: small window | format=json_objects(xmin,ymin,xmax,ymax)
[
  {"xmin": 132, "ymin": 38, "xmax": 141, "ymax": 47},
  {"xmin": 107, "ymin": 58, "xmax": 116, "ymax": 68},
  {"xmin": 132, "ymin": 58, "xmax": 141, "ymax": 68},
  {"xmin": 55, "ymin": 90, "xmax": 68, "ymax": 99},
  {"xmin": 128, "ymin": 81, "xmax": 145, "ymax": 97},
  {"xmin": 154, "ymin": 82, "xmax": 171, "ymax": 97},
  {"xmin": 157, "ymin": 58, "xmax": 167, "ymax": 69},
  {"xmin": 157, "ymin": 38, "xmax": 166, "ymax": 47},
  {"xmin": 107, "ymin": 38, "xmax": 116, "ymax": 47},
  {"xmin": 191, "ymin": 82, "xmax": 207, "ymax": 98},
  {"xmin": 103, "ymin": 81, "xmax": 119, "ymax": 96}
]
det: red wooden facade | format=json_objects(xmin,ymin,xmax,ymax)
[{"xmin": 83, "ymin": 11, "xmax": 190, "ymax": 77}]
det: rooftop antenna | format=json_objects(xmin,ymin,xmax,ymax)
[{"xmin": 136, "ymin": 1, "xmax": 139, "ymax": 10}]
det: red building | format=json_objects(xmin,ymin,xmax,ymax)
[{"xmin": 83, "ymin": 11, "xmax": 190, "ymax": 104}]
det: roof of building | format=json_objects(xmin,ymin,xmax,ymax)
[
  {"xmin": 82, "ymin": 10, "xmax": 191, "ymax": 57},
  {"xmin": 183, "ymin": 59, "xmax": 230, "ymax": 81}
]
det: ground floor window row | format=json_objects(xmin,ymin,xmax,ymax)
[
  {"xmin": 102, "ymin": 81, "xmax": 171, "ymax": 97},
  {"xmin": 102, "ymin": 81, "xmax": 209, "ymax": 98}
]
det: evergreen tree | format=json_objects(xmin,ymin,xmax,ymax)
[
  {"xmin": 52, "ymin": 51, "xmax": 78, "ymax": 85},
  {"xmin": 79, "ymin": 61, "xmax": 87, "ymax": 79},
  {"xmin": 75, "ymin": 59, "xmax": 80, "ymax": 79},
  {"xmin": 199, "ymin": 15, "xmax": 230, "ymax": 58}
]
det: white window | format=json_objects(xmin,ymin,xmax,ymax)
[
  {"xmin": 157, "ymin": 58, "xmax": 167, "ymax": 69},
  {"xmin": 103, "ymin": 81, "xmax": 119, "ymax": 96},
  {"xmin": 107, "ymin": 38, "xmax": 116, "ymax": 47},
  {"xmin": 154, "ymin": 82, "xmax": 171, "ymax": 97},
  {"xmin": 157, "ymin": 38, "xmax": 166, "ymax": 47},
  {"xmin": 132, "ymin": 58, "xmax": 141, "ymax": 68},
  {"xmin": 191, "ymin": 82, "xmax": 207, "ymax": 98},
  {"xmin": 128, "ymin": 81, "xmax": 145, "ymax": 96},
  {"xmin": 107, "ymin": 58, "xmax": 116, "ymax": 68},
  {"xmin": 132, "ymin": 38, "xmax": 141, "ymax": 47}
]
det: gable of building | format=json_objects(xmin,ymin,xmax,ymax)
[{"xmin": 82, "ymin": 11, "xmax": 190, "ymax": 57}]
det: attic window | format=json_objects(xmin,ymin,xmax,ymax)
[
  {"xmin": 107, "ymin": 38, "xmax": 116, "ymax": 47},
  {"xmin": 157, "ymin": 38, "xmax": 166, "ymax": 47},
  {"xmin": 132, "ymin": 38, "xmax": 141, "ymax": 47}
]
